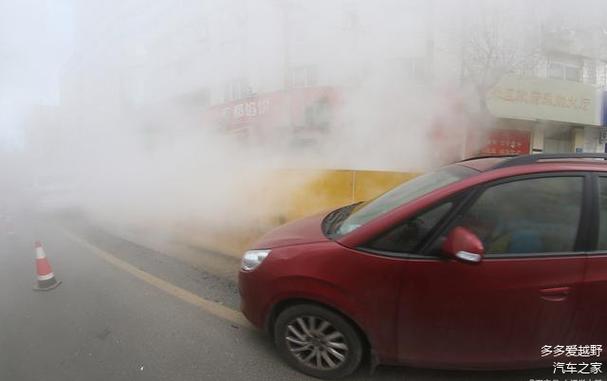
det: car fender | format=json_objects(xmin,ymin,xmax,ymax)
[{"xmin": 263, "ymin": 275, "xmax": 379, "ymax": 350}]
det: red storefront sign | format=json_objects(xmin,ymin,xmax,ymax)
[
  {"xmin": 202, "ymin": 86, "xmax": 341, "ymax": 132},
  {"xmin": 480, "ymin": 129, "xmax": 531, "ymax": 155}
]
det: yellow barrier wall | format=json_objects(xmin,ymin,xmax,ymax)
[
  {"xmin": 181, "ymin": 169, "xmax": 418, "ymax": 257},
  {"xmin": 280, "ymin": 169, "xmax": 418, "ymax": 222}
]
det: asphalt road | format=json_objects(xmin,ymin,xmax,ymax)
[{"xmin": 0, "ymin": 207, "xmax": 555, "ymax": 381}]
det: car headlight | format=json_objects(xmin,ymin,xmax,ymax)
[{"xmin": 241, "ymin": 249, "xmax": 271, "ymax": 271}]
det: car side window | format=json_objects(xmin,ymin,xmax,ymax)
[
  {"xmin": 364, "ymin": 201, "xmax": 454, "ymax": 253},
  {"xmin": 456, "ymin": 176, "xmax": 584, "ymax": 255},
  {"xmin": 597, "ymin": 177, "xmax": 607, "ymax": 250}
]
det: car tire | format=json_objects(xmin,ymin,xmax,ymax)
[{"xmin": 273, "ymin": 304, "xmax": 364, "ymax": 379}]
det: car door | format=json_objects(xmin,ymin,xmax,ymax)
[
  {"xmin": 394, "ymin": 174, "xmax": 589, "ymax": 368},
  {"xmin": 574, "ymin": 174, "xmax": 607, "ymax": 357}
]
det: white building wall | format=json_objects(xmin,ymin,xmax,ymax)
[{"xmin": 61, "ymin": 0, "xmax": 606, "ymax": 137}]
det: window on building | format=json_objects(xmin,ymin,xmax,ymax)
[
  {"xmin": 548, "ymin": 63, "xmax": 563, "ymax": 79},
  {"xmin": 565, "ymin": 66, "xmax": 581, "ymax": 81},
  {"xmin": 223, "ymin": 78, "xmax": 251, "ymax": 102},
  {"xmin": 342, "ymin": 8, "xmax": 360, "ymax": 31},
  {"xmin": 125, "ymin": 68, "xmax": 145, "ymax": 106},
  {"xmin": 304, "ymin": 97, "xmax": 331, "ymax": 130},
  {"xmin": 387, "ymin": 57, "xmax": 428, "ymax": 82},
  {"xmin": 195, "ymin": 20, "xmax": 209, "ymax": 42},
  {"xmin": 176, "ymin": 88, "xmax": 210, "ymax": 109},
  {"xmin": 548, "ymin": 60, "xmax": 582, "ymax": 82},
  {"xmin": 585, "ymin": 59, "xmax": 597, "ymax": 84},
  {"xmin": 289, "ymin": 65, "xmax": 318, "ymax": 88},
  {"xmin": 406, "ymin": 57, "xmax": 428, "ymax": 80},
  {"xmin": 543, "ymin": 126, "xmax": 574, "ymax": 153},
  {"xmin": 597, "ymin": 61, "xmax": 607, "ymax": 87}
]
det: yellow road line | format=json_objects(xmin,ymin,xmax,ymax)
[{"xmin": 62, "ymin": 229, "xmax": 252, "ymax": 329}]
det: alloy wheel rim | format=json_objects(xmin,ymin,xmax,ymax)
[{"xmin": 284, "ymin": 315, "xmax": 349, "ymax": 370}]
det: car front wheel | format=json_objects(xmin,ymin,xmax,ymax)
[{"xmin": 273, "ymin": 304, "xmax": 364, "ymax": 379}]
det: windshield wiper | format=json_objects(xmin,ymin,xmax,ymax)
[{"xmin": 322, "ymin": 202, "xmax": 362, "ymax": 237}]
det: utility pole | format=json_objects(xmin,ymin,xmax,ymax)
[
  {"xmin": 425, "ymin": 0, "xmax": 434, "ymax": 82},
  {"xmin": 281, "ymin": 1, "xmax": 292, "ymax": 90},
  {"xmin": 276, "ymin": 0, "xmax": 294, "ymax": 139}
]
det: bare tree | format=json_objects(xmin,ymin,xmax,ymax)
[{"xmin": 459, "ymin": 4, "xmax": 543, "ymax": 113}]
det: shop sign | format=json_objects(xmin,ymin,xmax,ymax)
[
  {"xmin": 203, "ymin": 87, "xmax": 341, "ymax": 133},
  {"xmin": 221, "ymin": 98, "xmax": 271, "ymax": 123},
  {"xmin": 480, "ymin": 129, "xmax": 531, "ymax": 155},
  {"xmin": 487, "ymin": 75, "xmax": 602, "ymax": 126}
]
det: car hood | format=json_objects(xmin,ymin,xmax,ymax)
[{"xmin": 251, "ymin": 213, "xmax": 329, "ymax": 249}]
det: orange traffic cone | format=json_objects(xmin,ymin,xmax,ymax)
[{"xmin": 34, "ymin": 241, "xmax": 61, "ymax": 291}]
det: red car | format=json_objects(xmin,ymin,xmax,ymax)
[{"xmin": 238, "ymin": 154, "xmax": 607, "ymax": 379}]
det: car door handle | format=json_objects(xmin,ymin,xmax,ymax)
[{"xmin": 540, "ymin": 287, "xmax": 571, "ymax": 302}]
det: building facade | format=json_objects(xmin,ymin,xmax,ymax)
[{"xmin": 60, "ymin": 1, "xmax": 607, "ymax": 164}]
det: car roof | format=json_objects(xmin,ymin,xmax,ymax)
[
  {"xmin": 457, "ymin": 153, "xmax": 607, "ymax": 172},
  {"xmin": 457, "ymin": 156, "xmax": 510, "ymax": 171}
]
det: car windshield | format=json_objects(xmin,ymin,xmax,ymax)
[{"xmin": 330, "ymin": 165, "xmax": 476, "ymax": 237}]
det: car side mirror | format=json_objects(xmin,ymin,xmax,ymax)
[{"xmin": 441, "ymin": 226, "xmax": 485, "ymax": 263}]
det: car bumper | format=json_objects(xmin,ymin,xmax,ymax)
[{"xmin": 238, "ymin": 270, "xmax": 269, "ymax": 330}]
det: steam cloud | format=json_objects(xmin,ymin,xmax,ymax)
[{"xmin": 1, "ymin": 0, "xmax": 606, "ymax": 239}]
